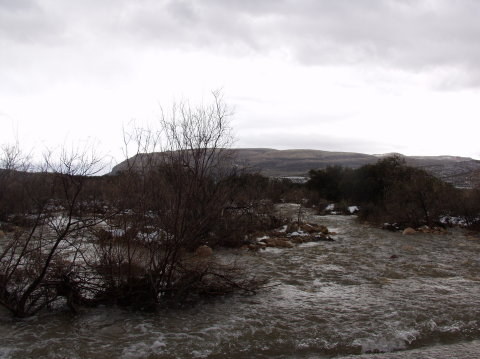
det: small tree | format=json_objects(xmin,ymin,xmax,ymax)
[
  {"xmin": 96, "ymin": 91, "xmax": 258, "ymax": 306},
  {"xmin": 384, "ymin": 167, "xmax": 453, "ymax": 226}
]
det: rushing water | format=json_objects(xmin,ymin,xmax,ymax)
[{"xmin": 1, "ymin": 209, "xmax": 480, "ymax": 358}]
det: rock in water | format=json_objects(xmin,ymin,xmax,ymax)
[
  {"xmin": 402, "ymin": 227, "xmax": 416, "ymax": 235},
  {"xmin": 195, "ymin": 245, "xmax": 213, "ymax": 257}
]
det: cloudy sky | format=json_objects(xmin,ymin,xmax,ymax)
[{"xmin": 1, "ymin": 0, "xmax": 479, "ymax": 164}]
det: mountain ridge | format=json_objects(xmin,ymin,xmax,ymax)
[{"xmin": 111, "ymin": 148, "xmax": 480, "ymax": 188}]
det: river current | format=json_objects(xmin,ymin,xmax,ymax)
[{"xmin": 1, "ymin": 208, "xmax": 480, "ymax": 358}]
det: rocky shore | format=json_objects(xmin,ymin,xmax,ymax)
[{"xmin": 242, "ymin": 221, "xmax": 334, "ymax": 251}]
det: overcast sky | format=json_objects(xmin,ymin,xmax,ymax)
[{"xmin": 1, "ymin": 0, "xmax": 479, "ymax": 164}]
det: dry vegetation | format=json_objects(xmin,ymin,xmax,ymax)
[
  {"xmin": 307, "ymin": 156, "xmax": 480, "ymax": 230},
  {"xmin": 0, "ymin": 93, "xmax": 285, "ymax": 317}
]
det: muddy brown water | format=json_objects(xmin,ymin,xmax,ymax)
[{"xmin": 1, "ymin": 208, "xmax": 480, "ymax": 358}]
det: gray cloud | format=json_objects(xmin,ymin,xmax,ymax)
[
  {"xmin": 113, "ymin": 0, "xmax": 480, "ymax": 89},
  {"xmin": 104, "ymin": 0, "xmax": 480, "ymax": 71},
  {"xmin": 2, "ymin": 0, "xmax": 479, "ymax": 161},
  {"xmin": 2, "ymin": 0, "xmax": 480, "ymax": 87},
  {"xmin": 0, "ymin": 0, "xmax": 64, "ymax": 44}
]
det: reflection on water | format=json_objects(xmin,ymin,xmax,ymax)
[{"xmin": 1, "ymin": 211, "xmax": 480, "ymax": 358}]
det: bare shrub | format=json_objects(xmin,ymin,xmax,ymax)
[
  {"xmin": 92, "ymin": 92, "xmax": 260, "ymax": 307},
  {"xmin": 0, "ymin": 142, "xmax": 33, "ymax": 221},
  {"xmin": 0, "ymin": 146, "xmax": 108, "ymax": 317},
  {"xmin": 1, "ymin": 93, "xmax": 265, "ymax": 316}
]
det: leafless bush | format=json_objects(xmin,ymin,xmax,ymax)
[
  {"xmin": 0, "ymin": 93, "xmax": 266, "ymax": 317},
  {"xmin": 0, "ymin": 142, "xmax": 33, "ymax": 221},
  {"xmin": 0, "ymin": 146, "xmax": 109, "ymax": 317},
  {"xmin": 90, "ymin": 92, "xmax": 260, "ymax": 308},
  {"xmin": 450, "ymin": 188, "xmax": 480, "ymax": 229}
]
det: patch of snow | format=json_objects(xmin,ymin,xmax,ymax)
[
  {"xmin": 440, "ymin": 216, "xmax": 467, "ymax": 226},
  {"xmin": 95, "ymin": 221, "xmax": 109, "ymax": 229},
  {"xmin": 325, "ymin": 204, "xmax": 335, "ymax": 211},
  {"xmin": 48, "ymin": 215, "xmax": 69, "ymax": 229},
  {"xmin": 137, "ymin": 230, "xmax": 167, "ymax": 242},
  {"xmin": 111, "ymin": 229, "xmax": 125, "ymax": 237},
  {"xmin": 348, "ymin": 206, "xmax": 359, "ymax": 213},
  {"xmin": 288, "ymin": 231, "xmax": 309, "ymax": 237},
  {"xmin": 277, "ymin": 225, "xmax": 288, "ymax": 233}
]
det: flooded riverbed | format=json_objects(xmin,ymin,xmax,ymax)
[{"xmin": 1, "ymin": 212, "xmax": 480, "ymax": 358}]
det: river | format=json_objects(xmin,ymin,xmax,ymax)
[{"xmin": 1, "ymin": 209, "xmax": 480, "ymax": 358}]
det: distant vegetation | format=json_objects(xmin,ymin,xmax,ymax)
[
  {"xmin": 307, "ymin": 156, "xmax": 480, "ymax": 229},
  {"xmin": 195, "ymin": 148, "xmax": 480, "ymax": 188}
]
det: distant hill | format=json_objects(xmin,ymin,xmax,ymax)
[
  {"xmin": 232, "ymin": 148, "xmax": 376, "ymax": 176},
  {"xmin": 399, "ymin": 155, "xmax": 480, "ymax": 188},
  {"xmin": 111, "ymin": 148, "xmax": 480, "ymax": 188}
]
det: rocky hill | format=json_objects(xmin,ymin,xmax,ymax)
[{"xmin": 111, "ymin": 148, "xmax": 480, "ymax": 188}]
